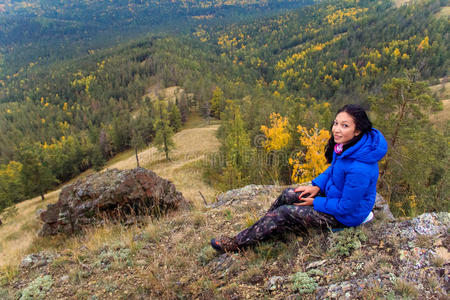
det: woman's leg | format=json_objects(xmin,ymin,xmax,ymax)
[
  {"xmin": 235, "ymin": 205, "xmax": 342, "ymax": 248},
  {"xmin": 267, "ymin": 188, "xmax": 302, "ymax": 212}
]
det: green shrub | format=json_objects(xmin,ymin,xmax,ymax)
[
  {"xmin": 1, "ymin": 206, "xmax": 18, "ymax": 222},
  {"xmin": 0, "ymin": 288, "xmax": 11, "ymax": 299},
  {"xmin": 19, "ymin": 275, "xmax": 53, "ymax": 300},
  {"xmin": 328, "ymin": 228, "xmax": 367, "ymax": 257},
  {"xmin": 95, "ymin": 247, "xmax": 133, "ymax": 270},
  {"xmin": 290, "ymin": 269, "xmax": 323, "ymax": 294},
  {"xmin": 197, "ymin": 245, "xmax": 217, "ymax": 266}
]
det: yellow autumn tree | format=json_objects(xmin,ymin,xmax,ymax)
[
  {"xmin": 260, "ymin": 112, "xmax": 290, "ymax": 151},
  {"xmin": 289, "ymin": 124, "xmax": 330, "ymax": 183}
]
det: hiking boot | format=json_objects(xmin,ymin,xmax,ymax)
[{"xmin": 210, "ymin": 236, "xmax": 239, "ymax": 252}]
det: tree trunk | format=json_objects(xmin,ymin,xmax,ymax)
[{"xmin": 135, "ymin": 146, "xmax": 140, "ymax": 167}]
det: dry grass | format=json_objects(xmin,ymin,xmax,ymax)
[
  {"xmin": 0, "ymin": 111, "xmax": 220, "ymax": 270},
  {"xmin": 110, "ymin": 123, "xmax": 221, "ymax": 208},
  {"xmin": 429, "ymin": 79, "xmax": 449, "ymax": 131},
  {"xmin": 429, "ymin": 79, "xmax": 450, "ymax": 100},
  {"xmin": 0, "ymin": 191, "xmax": 59, "ymax": 268},
  {"xmin": 393, "ymin": 0, "xmax": 411, "ymax": 8},
  {"xmin": 435, "ymin": 6, "xmax": 450, "ymax": 18},
  {"xmin": 142, "ymin": 85, "xmax": 189, "ymax": 104}
]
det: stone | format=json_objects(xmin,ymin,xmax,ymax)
[
  {"xmin": 210, "ymin": 184, "xmax": 280, "ymax": 208},
  {"xmin": 267, "ymin": 276, "xmax": 288, "ymax": 291},
  {"xmin": 210, "ymin": 184, "xmax": 394, "ymax": 221},
  {"xmin": 306, "ymin": 259, "xmax": 328, "ymax": 270},
  {"xmin": 39, "ymin": 167, "xmax": 188, "ymax": 236},
  {"xmin": 20, "ymin": 252, "xmax": 55, "ymax": 270},
  {"xmin": 373, "ymin": 193, "xmax": 395, "ymax": 221},
  {"xmin": 208, "ymin": 253, "xmax": 236, "ymax": 274},
  {"xmin": 411, "ymin": 212, "xmax": 449, "ymax": 235}
]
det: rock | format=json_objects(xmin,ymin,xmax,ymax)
[
  {"xmin": 39, "ymin": 167, "xmax": 188, "ymax": 236},
  {"xmin": 373, "ymin": 193, "xmax": 395, "ymax": 221},
  {"xmin": 35, "ymin": 209, "xmax": 44, "ymax": 220},
  {"xmin": 267, "ymin": 276, "xmax": 288, "ymax": 291},
  {"xmin": 411, "ymin": 212, "xmax": 449, "ymax": 235},
  {"xmin": 210, "ymin": 184, "xmax": 393, "ymax": 221},
  {"xmin": 306, "ymin": 259, "xmax": 328, "ymax": 270},
  {"xmin": 210, "ymin": 184, "xmax": 279, "ymax": 208},
  {"xmin": 208, "ymin": 253, "xmax": 236, "ymax": 274},
  {"xmin": 20, "ymin": 252, "xmax": 55, "ymax": 270}
]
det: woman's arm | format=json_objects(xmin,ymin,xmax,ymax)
[{"xmin": 313, "ymin": 165, "xmax": 371, "ymax": 216}]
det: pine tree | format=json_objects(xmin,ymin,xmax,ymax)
[
  {"xmin": 153, "ymin": 100, "xmax": 175, "ymax": 160},
  {"xmin": 130, "ymin": 114, "xmax": 147, "ymax": 167},
  {"xmin": 219, "ymin": 101, "xmax": 252, "ymax": 188},
  {"xmin": 369, "ymin": 75, "xmax": 446, "ymax": 216},
  {"xmin": 169, "ymin": 103, "xmax": 182, "ymax": 132}
]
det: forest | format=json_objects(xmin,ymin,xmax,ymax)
[{"xmin": 0, "ymin": 0, "xmax": 448, "ymax": 217}]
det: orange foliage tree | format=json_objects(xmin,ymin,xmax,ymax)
[
  {"xmin": 260, "ymin": 112, "xmax": 290, "ymax": 151},
  {"xmin": 289, "ymin": 124, "xmax": 330, "ymax": 183}
]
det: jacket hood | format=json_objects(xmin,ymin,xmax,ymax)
[{"xmin": 339, "ymin": 128, "xmax": 388, "ymax": 163}]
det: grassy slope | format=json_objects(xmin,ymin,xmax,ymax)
[
  {"xmin": 0, "ymin": 109, "xmax": 221, "ymax": 269},
  {"xmin": 430, "ymin": 79, "xmax": 450, "ymax": 130}
]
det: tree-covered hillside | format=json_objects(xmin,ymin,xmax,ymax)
[
  {"xmin": 0, "ymin": 0, "xmax": 312, "ymax": 74},
  {"xmin": 0, "ymin": 0, "xmax": 448, "ymax": 216}
]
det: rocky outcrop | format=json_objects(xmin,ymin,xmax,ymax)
[
  {"xmin": 211, "ymin": 184, "xmax": 393, "ymax": 221},
  {"xmin": 210, "ymin": 184, "xmax": 280, "ymax": 208},
  {"xmin": 39, "ymin": 167, "xmax": 188, "ymax": 236},
  {"xmin": 20, "ymin": 252, "xmax": 55, "ymax": 270}
]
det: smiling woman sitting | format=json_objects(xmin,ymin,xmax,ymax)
[{"xmin": 211, "ymin": 104, "xmax": 388, "ymax": 252}]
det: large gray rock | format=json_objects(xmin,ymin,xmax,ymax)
[
  {"xmin": 39, "ymin": 167, "xmax": 188, "ymax": 236},
  {"xmin": 211, "ymin": 184, "xmax": 393, "ymax": 221}
]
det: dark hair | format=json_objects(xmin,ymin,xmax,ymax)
[{"xmin": 325, "ymin": 104, "xmax": 373, "ymax": 163}]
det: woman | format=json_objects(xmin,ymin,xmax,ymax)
[{"xmin": 211, "ymin": 104, "xmax": 388, "ymax": 252}]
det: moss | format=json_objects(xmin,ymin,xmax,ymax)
[
  {"xmin": 328, "ymin": 227, "xmax": 368, "ymax": 257},
  {"xmin": 290, "ymin": 269, "xmax": 322, "ymax": 295},
  {"xmin": 19, "ymin": 275, "xmax": 53, "ymax": 300},
  {"xmin": 95, "ymin": 247, "xmax": 133, "ymax": 270}
]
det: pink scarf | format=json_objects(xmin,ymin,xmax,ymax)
[{"xmin": 334, "ymin": 143, "xmax": 344, "ymax": 155}]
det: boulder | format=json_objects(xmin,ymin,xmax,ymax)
[
  {"xmin": 211, "ymin": 184, "xmax": 393, "ymax": 221},
  {"xmin": 39, "ymin": 167, "xmax": 188, "ymax": 236},
  {"xmin": 20, "ymin": 252, "xmax": 55, "ymax": 270}
]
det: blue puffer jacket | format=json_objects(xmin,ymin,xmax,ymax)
[{"xmin": 312, "ymin": 128, "xmax": 388, "ymax": 227}]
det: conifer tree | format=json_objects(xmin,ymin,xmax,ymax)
[
  {"xmin": 219, "ymin": 101, "xmax": 252, "ymax": 188},
  {"xmin": 369, "ymin": 75, "xmax": 446, "ymax": 215},
  {"xmin": 153, "ymin": 100, "xmax": 175, "ymax": 160},
  {"xmin": 169, "ymin": 103, "xmax": 182, "ymax": 132}
]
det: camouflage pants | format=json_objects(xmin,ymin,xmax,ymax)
[{"xmin": 235, "ymin": 188, "xmax": 346, "ymax": 247}]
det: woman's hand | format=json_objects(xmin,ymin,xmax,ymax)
[
  {"xmin": 294, "ymin": 197, "xmax": 314, "ymax": 206},
  {"xmin": 294, "ymin": 185, "xmax": 320, "ymax": 199}
]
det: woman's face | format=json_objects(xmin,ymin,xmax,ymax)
[{"xmin": 332, "ymin": 112, "xmax": 360, "ymax": 145}]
